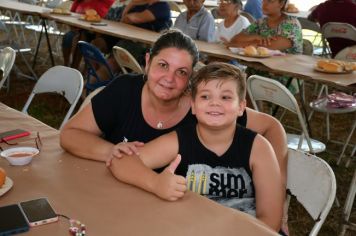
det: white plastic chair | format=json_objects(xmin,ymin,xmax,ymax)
[
  {"xmin": 247, "ymin": 75, "xmax": 326, "ymax": 153},
  {"xmin": 287, "ymin": 148, "xmax": 336, "ymax": 236},
  {"xmin": 112, "ymin": 46, "xmax": 143, "ymax": 74},
  {"xmin": 0, "ymin": 47, "xmax": 16, "ymax": 92},
  {"xmin": 22, "ymin": 66, "xmax": 84, "ymax": 129}
]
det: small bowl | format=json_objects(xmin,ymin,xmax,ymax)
[{"xmin": 1, "ymin": 147, "xmax": 39, "ymax": 166}]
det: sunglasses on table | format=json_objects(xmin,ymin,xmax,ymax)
[{"xmin": 0, "ymin": 132, "xmax": 42, "ymax": 152}]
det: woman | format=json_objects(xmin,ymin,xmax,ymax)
[
  {"xmin": 228, "ymin": 0, "xmax": 302, "ymax": 94},
  {"xmin": 60, "ymin": 30, "xmax": 287, "ymax": 188},
  {"xmin": 62, "ymin": 0, "xmax": 114, "ymax": 67},
  {"xmin": 229, "ymin": 0, "xmax": 302, "ymax": 54},
  {"xmin": 215, "ymin": 0, "xmax": 250, "ymax": 43}
]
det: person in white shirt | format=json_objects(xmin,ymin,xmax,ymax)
[{"xmin": 215, "ymin": 0, "xmax": 250, "ymax": 43}]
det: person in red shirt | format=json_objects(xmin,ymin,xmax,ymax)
[
  {"xmin": 70, "ymin": 0, "xmax": 114, "ymax": 18},
  {"xmin": 62, "ymin": 0, "xmax": 115, "ymax": 67},
  {"xmin": 308, "ymin": 0, "xmax": 356, "ymax": 58}
]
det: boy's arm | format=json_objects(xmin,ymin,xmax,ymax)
[
  {"xmin": 250, "ymin": 134, "xmax": 284, "ymax": 232},
  {"xmin": 109, "ymin": 132, "xmax": 187, "ymax": 201}
]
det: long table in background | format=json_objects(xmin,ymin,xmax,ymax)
[
  {"xmin": 0, "ymin": 102, "xmax": 278, "ymax": 235},
  {"xmin": 1, "ymin": 0, "xmax": 355, "ymax": 91}
]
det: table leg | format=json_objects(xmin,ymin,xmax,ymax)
[{"xmin": 32, "ymin": 18, "xmax": 55, "ymax": 69}]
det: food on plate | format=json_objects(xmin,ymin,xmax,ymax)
[
  {"xmin": 257, "ymin": 47, "xmax": 270, "ymax": 56},
  {"xmin": 82, "ymin": 9, "xmax": 101, "ymax": 22},
  {"xmin": 244, "ymin": 45, "xmax": 258, "ymax": 56},
  {"xmin": 285, "ymin": 3, "xmax": 299, "ymax": 13},
  {"xmin": 316, "ymin": 59, "xmax": 355, "ymax": 73},
  {"xmin": 0, "ymin": 167, "xmax": 6, "ymax": 188}
]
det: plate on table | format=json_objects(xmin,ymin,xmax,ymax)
[
  {"xmin": 236, "ymin": 51, "xmax": 272, "ymax": 58},
  {"xmin": 0, "ymin": 177, "xmax": 13, "ymax": 196},
  {"xmin": 50, "ymin": 11, "xmax": 71, "ymax": 16},
  {"xmin": 314, "ymin": 66, "xmax": 354, "ymax": 74},
  {"xmin": 78, "ymin": 16, "xmax": 101, "ymax": 23}
]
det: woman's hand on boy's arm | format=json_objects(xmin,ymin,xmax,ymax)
[{"xmin": 106, "ymin": 141, "xmax": 144, "ymax": 166}]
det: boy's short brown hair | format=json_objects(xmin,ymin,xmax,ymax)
[{"xmin": 191, "ymin": 62, "xmax": 246, "ymax": 102}]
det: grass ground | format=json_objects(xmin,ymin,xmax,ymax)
[{"xmin": 0, "ymin": 24, "xmax": 355, "ymax": 236}]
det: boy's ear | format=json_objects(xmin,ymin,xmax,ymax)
[
  {"xmin": 238, "ymin": 99, "xmax": 247, "ymax": 117},
  {"xmin": 191, "ymin": 99, "xmax": 196, "ymax": 115}
]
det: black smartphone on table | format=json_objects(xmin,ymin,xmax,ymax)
[
  {"xmin": 0, "ymin": 204, "xmax": 30, "ymax": 235},
  {"xmin": 19, "ymin": 198, "xmax": 58, "ymax": 227}
]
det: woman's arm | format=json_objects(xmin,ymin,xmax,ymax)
[
  {"xmin": 60, "ymin": 103, "xmax": 113, "ymax": 161},
  {"xmin": 109, "ymin": 132, "xmax": 187, "ymax": 201},
  {"xmin": 227, "ymin": 32, "xmax": 261, "ymax": 47},
  {"xmin": 245, "ymin": 108, "xmax": 288, "ymax": 187},
  {"xmin": 120, "ymin": 0, "xmax": 156, "ymax": 24},
  {"xmin": 250, "ymin": 134, "xmax": 284, "ymax": 231}
]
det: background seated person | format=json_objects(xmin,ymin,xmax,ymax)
[
  {"xmin": 62, "ymin": 0, "xmax": 114, "ymax": 68},
  {"xmin": 109, "ymin": 62, "xmax": 284, "ymax": 232},
  {"xmin": 307, "ymin": 0, "xmax": 356, "ymax": 58},
  {"xmin": 92, "ymin": 0, "xmax": 172, "ymax": 80},
  {"xmin": 214, "ymin": 0, "xmax": 251, "ymax": 43},
  {"xmin": 228, "ymin": 0, "xmax": 302, "ymax": 94},
  {"xmin": 174, "ymin": 0, "xmax": 215, "ymax": 42},
  {"xmin": 244, "ymin": 0, "xmax": 263, "ymax": 20}
]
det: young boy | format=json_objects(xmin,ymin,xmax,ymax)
[{"xmin": 109, "ymin": 62, "xmax": 283, "ymax": 232}]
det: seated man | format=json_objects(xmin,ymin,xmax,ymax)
[
  {"xmin": 174, "ymin": 0, "xmax": 215, "ymax": 42},
  {"xmin": 307, "ymin": 0, "xmax": 356, "ymax": 58}
]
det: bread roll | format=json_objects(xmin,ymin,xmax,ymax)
[
  {"xmin": 52, "ymin": 8, "xmax": 62, "ymax": 14},
  {"xmin": 0, "ymin": 167, "xmax": 6, "ymax": 187},
  {"xmin": 322, "ymin": 62, "xmax": 343, "ymax": 72},
  {"xmin": 244, "ymin": 46, "xmax": 258, "ymax": 56},
  {"xmin": 85, "ymin": 9, "xmax": 97, "ymax": 16},
  {"xmin": 257, "ymin": 47, "xmax": 270, "ymax": 56}
]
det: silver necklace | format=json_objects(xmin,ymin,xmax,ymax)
[{"xmin": 156, "ymin": 99, "xmax": 182, "ymax": 129}]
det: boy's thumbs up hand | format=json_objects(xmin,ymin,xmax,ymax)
[
  {"xmin": 152, "ymin": 154, "xmax": 187, "ymax": 201},
  {"xmin": 166, "ymin": 154, "xmax": 181, "ymax": 174}
]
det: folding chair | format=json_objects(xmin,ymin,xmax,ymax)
[
  {"xmin": 0, "ymin": 47, "xmax": 16, "ymax": 92},
  {"xmin": 112, "ymin": 46, "xmax": 143, "ymax": 74},
  {"xmin": 79, "ymin": 86, "xmax": 105, "ymax": 112},
  {"xmin": 287, "ymin": 148, "xmax": 336, "ymax": 236},
  {"xmin": 309, "ymin": 24, "xmax": 356, "ymax": 165},
  {"xmin": 247, "ymin": 75, "xmax": 326, "ymax": 153},
  {"xmin": 0, "ymin": 20, "xmax": 37, "ymax": 81},
  {"xmin": 339, "ymin": 167, "xmax": 356, "ymax": 236},
  {"xmin": 240, "ymin": 11, "xmax": 256, "ymax": 24},
  {"xmin": 321, "ymin": 22, "xmax": 356, "ymax": 57},
  {"xmin": 77, "ymin": 41, "xmax": 115, "ymax": 94},
  {"xmin": 22, "ymin": 66, "xmax": 84, "ymax": 129},
  {"xmin": 303, "ymin": 39, "xmax": 314, "ymax": 56}
]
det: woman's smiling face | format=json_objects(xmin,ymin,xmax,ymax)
[{"xmin": 145, "ymin": 47, "xmax": 193, "ymax": 101}]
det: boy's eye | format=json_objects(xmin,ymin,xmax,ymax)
[
  {"xmin": 200, "ymin": 95, "xmax": 209, "ymax": 99},
  {"xmin": 222, "ymin": 96, "xmax": 232, "ymax": 100}
]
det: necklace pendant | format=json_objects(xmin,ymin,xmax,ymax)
[{"xmin": 157, "ymin": 121, "xmax": 163, "ymax": 129}]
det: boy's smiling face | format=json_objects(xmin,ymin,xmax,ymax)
[{"xmin": 192, "ymin": 78, "xmax": 246, "ymax": 128}]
